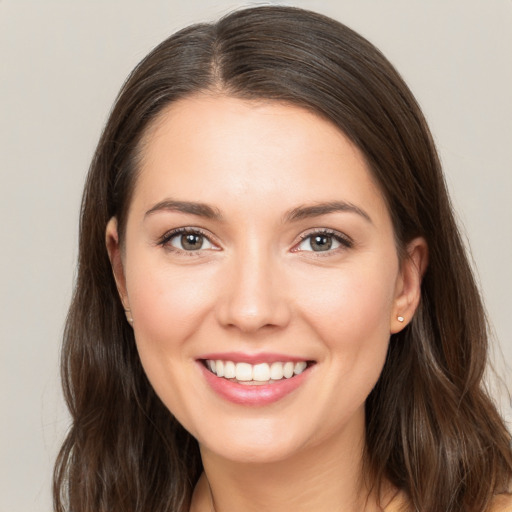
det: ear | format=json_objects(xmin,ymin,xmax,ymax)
[
  {"xmin": 390, "ymin": 237, "xmax": 428, "ymax": 333},
  {"xmin": 105, "ymin": 217, "xmax": 130, "ymax": 312}
]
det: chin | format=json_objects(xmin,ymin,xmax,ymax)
[
  {"xmin": 201, "ymin": 436, "xmax": 306, "ymax": 465},
  {"xmin": 192, "ymin": 416, "xmax": 312, "ymax": 465}
]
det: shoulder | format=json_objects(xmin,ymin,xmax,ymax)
[
  {"xmin": 487, "ymin": 493, "xmax": 512, "ymax": 512},
  {"xmin": 382, "ymin": 491, "xmax": 409, "ymax": 512},
  {"xmin": 383, "ymin": 492, "xmax": 512, "ymax": 512}
]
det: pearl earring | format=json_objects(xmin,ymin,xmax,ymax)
[
  {"xmin": 125, "ymin": 310, "xmax": 134, "ymax": 325},
  {"xmin": 397, "ymin": 316, "xmax": 404, "ymax": 323}
]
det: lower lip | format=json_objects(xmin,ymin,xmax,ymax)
[{"xmin": 198, "ymin": 363, "xmax": 310, "ymax": 406}]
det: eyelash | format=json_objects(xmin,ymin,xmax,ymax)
[
  {"xmin": 293, "ymin": 229, "xmax": 354, "ymax": 254},
  {"xmin": 157, "ymin": 227, "xmax": 218, "ymax": 256},
  {"xmin": 157, "ymin": 227, "xmax": 353, "ymax": 255}
]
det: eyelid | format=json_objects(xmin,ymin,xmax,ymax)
[
  {"xmin": 291, "ymin": 228, "xmax": 354, "ymax": 253},
  {"xmin": 156, "ymin": 226, "xmax": 353, "ymax": 254},
  {"xmin": 157, "ymin": 226, "xmax": 221, "ymax": 252}
]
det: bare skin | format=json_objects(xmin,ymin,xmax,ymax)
[{"xmin": 106, "ymin": 95, "xmax": 427, "ymax": 512}]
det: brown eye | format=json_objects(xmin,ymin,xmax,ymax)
[
  {"xmin": 181, "ymin": 233, "xmax": 203, "ymax": 250},
  {"xmin": 295, "ymin": 230, "xmax": 352, "ymax": 253},
  {"xmin": 310, "ymin": 234, "xmax": 333, "ymax": 251},
  {"xmin": 298, "ymin": 233, "xmax": 339, "ymax": 252},
  {"xmin": 168, "ymin": 231, "xmax": 214, "ymax": 251}
]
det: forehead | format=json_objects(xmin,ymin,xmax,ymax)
[{"xmin": 131, "ymin": 94, "xmax": 390, "ymax": 226}]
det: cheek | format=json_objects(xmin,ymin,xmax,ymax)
[
  {"xmin": 124, "ymin": 257, "xmax": 219, "ymax": 425},
  {"xmin": 293, "ymin": 257, "xmax": 398, "ymax": 355},
  {"xmin": 126, "ymin": 257, "xmax": 218, "ymax": 347}
]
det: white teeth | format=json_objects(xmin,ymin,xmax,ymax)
[
  {"xmin": 253, "ymin": 363, "xmax": 270, "ymax": 382},
  {"xmin": 270, "ymin": 362, "xmax": 284, "ymax": 380},
  {"xmin": 235, "ymin": 362, "xmax": 253, "ymax": 381},
  {"xmin": 224, "ymin": 360, "xmax": 236, "ymax": 379},
  {"xmin": 206, "ymin": 359, "xmax": 309, "ymax": 382},
  {"xmin": 294, "ymin": 361, "xmax": 307, "ymax": 375},
  {"xmin": 283, "ymin": 361, "xmax": 294, "ymax": 378}
]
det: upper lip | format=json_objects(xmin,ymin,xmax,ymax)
[{"xmin": 198, "ymin": 352, "xmax": 313, "ymax": 365}]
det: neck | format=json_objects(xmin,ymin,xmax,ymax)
[{"xmin": 192, "ymin": 418, "xmax": 386, "ymax": 512}]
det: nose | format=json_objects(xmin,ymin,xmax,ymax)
[{"xmin": 215, "ymin": 244, "xmax": 291, "ymax": 333}]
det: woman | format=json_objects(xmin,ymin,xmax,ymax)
[{"xmin": 53, "ymin": 6, "xmax": 512, "ymax": 512}]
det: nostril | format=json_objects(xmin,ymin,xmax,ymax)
[{"xmin": 214, "ymin": 267, "xmax": 292, "ymax": 332}]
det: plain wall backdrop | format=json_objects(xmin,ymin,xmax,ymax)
[{"xmin": 1, "ymin": 1, "xmax": 511, "ymax": 510}]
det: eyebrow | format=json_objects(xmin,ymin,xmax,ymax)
[
  {"xmin": 144, "ymin": 199, "xmax": 371, "ymax": 224},
  {"xmin": 145, "ymin": 199, "xmax": 223, "ymax": 220},
  {"xmin": 284, "ymin": 201, "xmax": 372, "ymax": 224}
]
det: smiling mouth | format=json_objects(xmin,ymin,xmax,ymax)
[{"xmin": 202, "ymin": 359, "xmax": 314, "ymax": 385}]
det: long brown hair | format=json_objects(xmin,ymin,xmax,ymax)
[{"xmin": 54, "ymin": 6, "xmax": 512, "ymax": 512}]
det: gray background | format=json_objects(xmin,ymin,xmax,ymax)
[{"xmin": 1, "ymin": 1, "xmax": 511, "ymax": 510}]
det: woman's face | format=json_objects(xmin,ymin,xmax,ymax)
[{"xmin": 107, "ymin": 95, "xmax": 424, "ymax": 464}]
